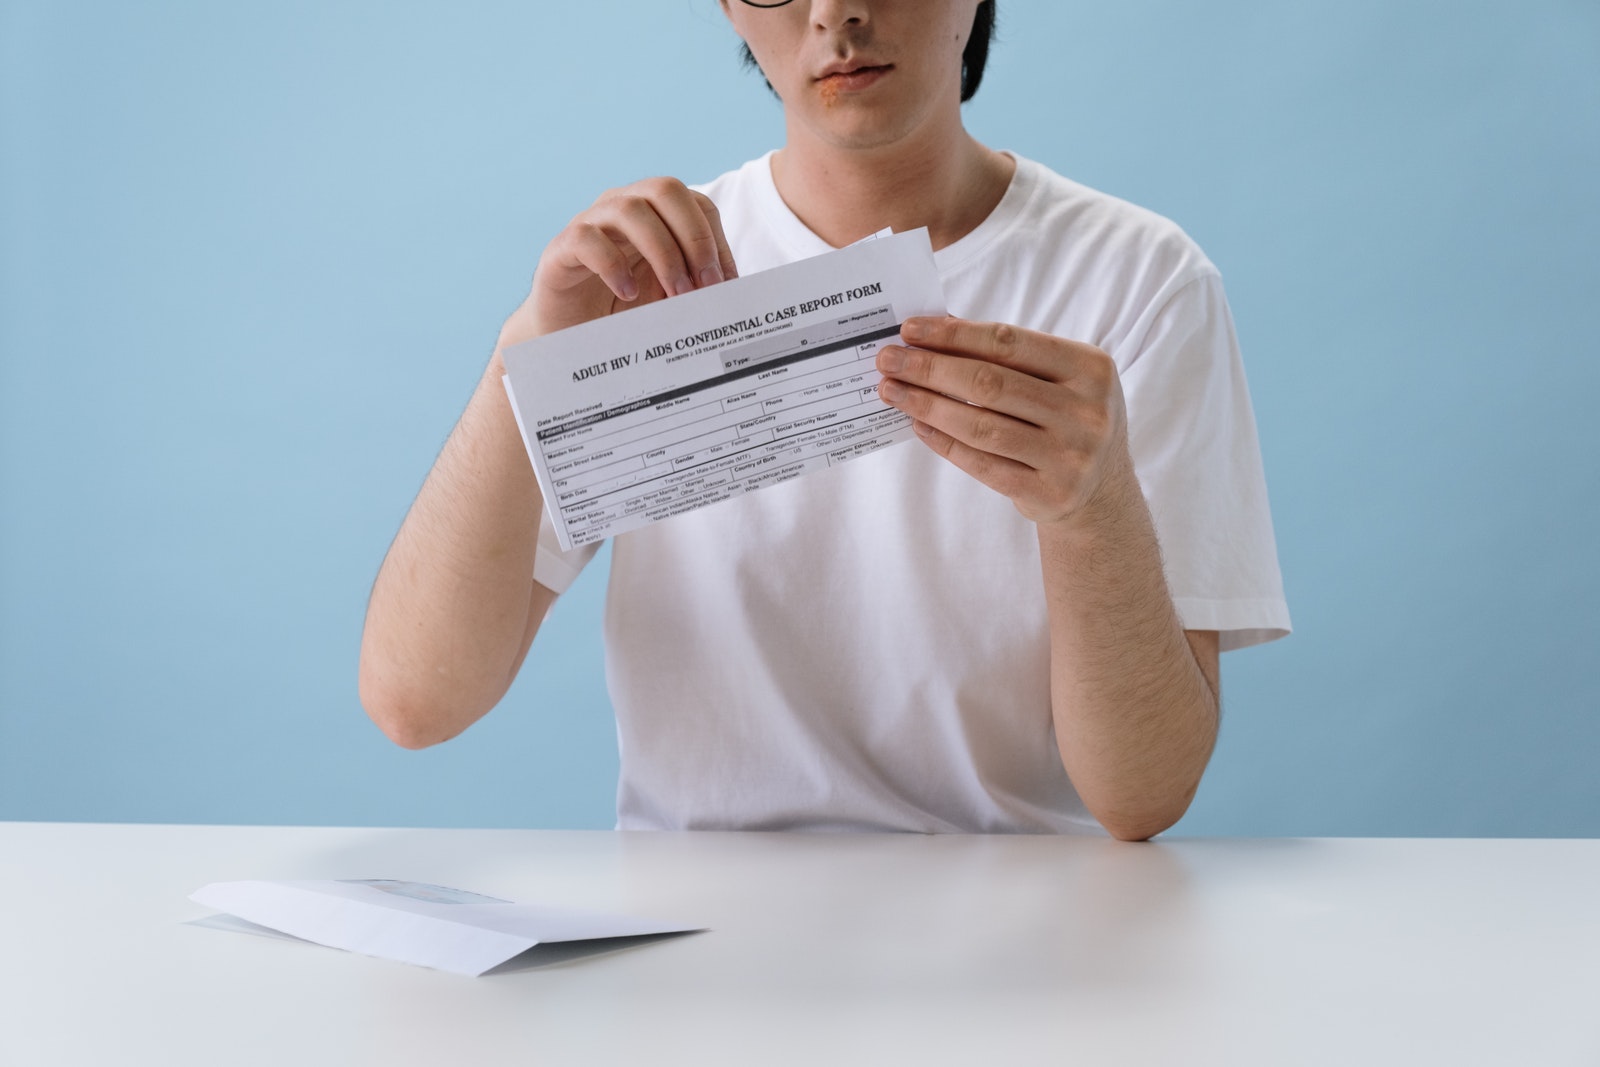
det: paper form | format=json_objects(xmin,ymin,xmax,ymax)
[{"xmin": 501, "ymin": 228, "xmax": 947, "ymax": 550}]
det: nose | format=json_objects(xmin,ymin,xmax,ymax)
[{"xmin": 807, "ymin": 0, "xmax": 869, "ymax": 30}]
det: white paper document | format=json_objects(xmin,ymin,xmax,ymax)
[
  {"xmin": 502, "ymin": 228, "xmax": 947, "ymax": 550},
  {"xmin": 190, "ymin": 879, "xmax": 700, "ymax": 976}
]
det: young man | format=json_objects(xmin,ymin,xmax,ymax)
[{"xmin": 358, "ymin": 0, "xmax": 1289, "ymax": 840}]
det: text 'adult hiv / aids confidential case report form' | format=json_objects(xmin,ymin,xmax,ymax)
[{"xmin": 501, "ymin": 229, "xmax": 946, "ymax": 550}]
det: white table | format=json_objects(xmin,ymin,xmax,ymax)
[{"xmin": 3, "ymin": 824, "xmax": 1597, "ymax": 1066}]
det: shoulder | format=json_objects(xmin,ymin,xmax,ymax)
[
  {"xmin": 1011, "ymin": 156, "xmax": 1214, "ymax": 287},
  {"xmin": 690, "ymin": 155, "xmax": 763, "ymax": 197},
  {"xmin": 689, "ymin": 154, "xmax": 774, "ymax": 227},
  {"xmin": 947, "ymin": 156, "xmax": 1224, "ymax": 360}
]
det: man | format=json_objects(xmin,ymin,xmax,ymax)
[{"xmin": 358, "ymin": 0, "xmax": 1289, "ymax": 840}]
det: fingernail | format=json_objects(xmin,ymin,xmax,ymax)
[
  {"xmin": 878, "ymin": 346, "xmax": 906, "ymax": 372},
  {"xmin": 913, "ymin": 420, "xmax": 935, "ymax": 439},
  {"xmin": 672, "ymin": 275, "xmax": 695, "ymax": 297},
  {"xmin": 699, "ymin": 265, "xmax": 724, "ymax": 288},
  {"xmin": 879, "ymin": 379, "xmax": 906, "ymax": 402},
  {"xmin": 900, "ymin": 319, "xmax": 927, "ymax": 341},
  {"xmin": 619, "ymin": 277, "xmax": 639, "ymax": 301}
]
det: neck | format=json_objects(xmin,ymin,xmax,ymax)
[{"xmin": 770, "ymin": 120, "xmax": 1014, "ymax": 252}]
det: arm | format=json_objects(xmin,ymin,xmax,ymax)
[
  {"xmin": 875, "ymin": 317, "xmax": 1218, "ymax": 840},
  {"xmin": 356, "ymin": 351, "xmax": 551, "ymax": 750},
  {"xmin": 1035, "ymin": 461, "xmax": 1220, "ymax": 842},
  {"xmin": 359, "ymin": 179, "xmax": 738, "ymax": 748}
]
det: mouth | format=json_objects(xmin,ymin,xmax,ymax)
[{"xmin": 815, "ymin": 63, "xmax": 894, "ymax": 96}]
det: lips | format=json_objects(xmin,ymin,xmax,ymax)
[
  {"xmin": 815, "ymin": 63, "xmax": 893, "ymax": 93},
  {"xmin": 817, "ymin": 58, "xmax": 892, "ymax": 79}
]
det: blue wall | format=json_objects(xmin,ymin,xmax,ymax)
[{"xmin": 3, "ymin": 1, "xmax": 1596, "ymax": 835}]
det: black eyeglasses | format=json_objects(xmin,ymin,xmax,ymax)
[{"xmin": 738, "ymin": 0, "xmax": 797, "ymax": 7}]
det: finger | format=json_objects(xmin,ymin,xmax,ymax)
[
  {"xmin": 621, "ymin": 178, "xmax": 725, "ymax": 291},
  {"xmin": 555, "ymin": 222, "xmax": 640, "ymax": 302},
  {"xmin": 906, "ymin": 417, "xmax": 1038, "ymax": 505},
  {"xmin": 877, "ymin": 344, "xmax": 1061, "ymax": 427},
  {"xmin": 592, "ymin": 193, "xmax": 697, "ymax": 297},
  {"xmin": 620, "ymin": 178, "xmax": 733, "ymax": 291},
  {"xmin": 900, "ymin": 317, "xmax": 1109, "ymax": 386},
  {"xmin": 878, "ymin": 378, "xmax": 1050, "ymax": 468},
  {"xmin": 691, "ymin": 191, "xmax": 740, "ymax": 283}
]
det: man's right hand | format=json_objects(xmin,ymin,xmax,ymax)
[{"xmin": 500, "ymin": 177, "xmax": 740, "ymax": 351}]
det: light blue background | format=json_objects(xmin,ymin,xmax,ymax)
[{"xmin": 2, "ymin": 1, "xmax": 1596, "ymax": 835}]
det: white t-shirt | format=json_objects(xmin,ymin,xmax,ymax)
[{"xmin": 535, "ymin": 152, "xmax": 1290, "ymax": 834}]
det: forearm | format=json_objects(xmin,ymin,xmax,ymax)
[
  {"xmin": 358, "ymin": 352, "xmax": 553, "ymax": 748},
  {"xmin": 1038, "ymin": 454, "xmax": 1219, "ymax": 841}
]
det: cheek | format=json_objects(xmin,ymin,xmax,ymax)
[
  {"xmin": 734, "ymin": 16, "xmax": 804, "ymax": 90},
  {"xmin": 942, "ymin": 3, "xmax": 980, "ymax": 54},
  {"xmin": 746, "ymin": 43, "xmax": 799, "ymax": 101}
]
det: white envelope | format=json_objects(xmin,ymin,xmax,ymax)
[{"xmin": 190, "ymin": 878, "xmax": 701, "ymax": 976}]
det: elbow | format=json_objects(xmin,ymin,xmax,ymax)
[
  {"xmin": 358, "ymin": 640, "xmax": 508, "ymax": 750},
  {"xmin": 376, "ymin": 717, "xmax": 444, "ymax": 752},
  {"xmin": 358, "ymin": 664, "xmax": 455, "ymax": 751},
  {"xmin": 1092, "ymin": 787, "xmax": 1200, "ymax": 843},
  {"xmin": 1103, "ymin": 816, "xmax": 1176, "ymax": 843}
]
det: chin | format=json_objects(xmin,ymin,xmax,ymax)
[{"xmin": 808, "ymin": 113, "xmax": 922, "ymax": 153}]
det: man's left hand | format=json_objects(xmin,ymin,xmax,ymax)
[{"xmin": 876, "ymin": 316, "xmax": 1133, "ymax": 528}]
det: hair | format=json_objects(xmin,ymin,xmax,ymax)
[{"xmin": 740, "ymin": 1, "xmax": 997, "ymax": 104}]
